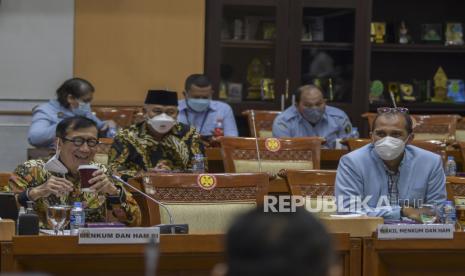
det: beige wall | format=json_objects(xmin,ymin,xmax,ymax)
[{"xmin": 74, "ymin": 0, "xmax": 205, "ymax": 105}]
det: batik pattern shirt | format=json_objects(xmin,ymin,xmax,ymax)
[
  {"xmin": 108, "ymin": 122, "xmax": 205, "ymax": 179},
  {"xmin": 2, "ymin": 159, "xmax": 141, "ymax": 229}
]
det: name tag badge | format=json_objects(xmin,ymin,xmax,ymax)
[
  {"xmin": 78, "ymin": 227, "xmax": 160, "ymax": 244},
  {"xmin": 378, "ymin": 224, "xmax": 454, "ymax": 240}
]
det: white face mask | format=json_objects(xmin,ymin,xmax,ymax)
[
  {"xmin": 374, "ymin": 136, "xmax": 408, "ymax": 161},
  {"xmin": 43, "ymin": 145, "xmax": 68, "ymax": 176},
  {"xmin": 147, "ymin": 113, "xmax": 176, "ymax": 134}
]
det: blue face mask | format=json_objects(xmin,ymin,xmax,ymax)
[
  {"xmin": 187, "ymin": 98, "xmax": 210, "ymax": 112},
  {"xmin": 73, "ymin": 101, "xmax": 91, "ymax": 116},
  {"xmin": 302, "ymin": 107, "xmax": 324, "ymax": 124}
]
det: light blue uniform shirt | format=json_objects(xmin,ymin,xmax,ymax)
[
  {"xmin": 335, "ymin": 144, "xmax": 446, "ymax": 219},
  {"xmin": 177, "ymin": 99, "xmax": 238, "ymax": 137},
  {"xmin": 28, "ymin": 100, "xmax": 104, "ymax": 148},
  {"xmin": 272, "ymin": 105, "xmax": 352, "ymax": 149}
]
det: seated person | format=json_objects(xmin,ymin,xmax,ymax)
[
  {"xmin": 177, "ymin": 74, "xmax": 238, "ymax": 143},
  {"xmin": 3, "ymin": 116, "xmax": 141, "ymax": 228},
  {"xmin": 335, "ymin": 107, "xmax": 446, "ymax": 221},
  {"xmin": 28, "ymin": 78, "xmax": 113, "ymax": 148},
  {"xmin": 212, "ymin": 207, "xmax": 335, "ymax": 276},
  {"xmin": 272, "ymin": 84, "xmax": 352, "ymax": 149},
  {"xmin": 108, "ymin": 90, "xmax": 205, "ymax": 179}
]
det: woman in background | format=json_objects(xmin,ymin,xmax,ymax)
[{"xmin": 28, "ymin": 78, "xmax": 113, "ymax": 148}]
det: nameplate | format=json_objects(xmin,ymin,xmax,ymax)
[
  {"xmin": 377, "ymin": 224, "xmax": 454, "ymax": 240},
  {"xmin": 78, "ymin": 227, "xmax": 160, "ymax": 244}
]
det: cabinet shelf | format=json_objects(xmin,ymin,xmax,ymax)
[
  {"xmin": 301, "ymin": 41, "xmax": 353, "ymax": 51},
  {"xmin": 372, "ymin": 44, "xmax": 465, "ymax": 54},
  {"xmin": 221, "ymin": 40, "xmax": 275, "ymax": 49}
]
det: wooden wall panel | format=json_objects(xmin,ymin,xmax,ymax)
[{"xmin": 74, "ymin": 0, "xmax": 205, "ymax": 105}]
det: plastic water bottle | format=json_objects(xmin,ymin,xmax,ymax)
[
  {"xmin": 445, "ymin": 156, "xmax": 457, "ymax": 176},
  {"xmin": 70, "ymin": 202, "xmax": 85, "ymax": 235},
  {"xmin": 351, "ymin": 127, "xmax": 359, "ymax": 139},
  {"xmin": 441, "ymin": 201, "xmax": 456, "ymax": 225},
  {"xmin": 213, "ymin": 119, "xmax": 224, "ymax": 137},
  {"xmin": 192, "ymin": 154, "xmax": 205, "ymax": 173}
]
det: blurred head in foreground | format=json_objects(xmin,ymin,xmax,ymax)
[{"xmin": 212, "ymin": 207, "xmax": 335, "ymax": 276}]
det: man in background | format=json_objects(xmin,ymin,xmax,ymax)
[
  {"xmin": 178, "ymin": 74, "xmax": 238, "ymax": 142},
  {"xmin": 335, "ymin": 108, "xmax": 446, "ymax": 220},
  {"xmin": 272, "ymin": 84, "xmax": 352, "ymax": 148},
  {"xmin": 108, "ymin": 90, "xmax": 204, "ymax": 180}
]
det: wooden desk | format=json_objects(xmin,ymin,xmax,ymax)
[
  {"xmin": 363, "ymin": 232, "xmax": 465, "ymax": 276},
  {"xmin": 1, "ymin": 233, "xmax": 360, "ymax": 276}
]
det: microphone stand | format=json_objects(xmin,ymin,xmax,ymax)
[
  {"xmin": 250, "ymin": 110, "xmax": 263, "ymax": 172},
  {"xmin": 111, "ymin": 175, "xmax": 188, "ymax": 234}
]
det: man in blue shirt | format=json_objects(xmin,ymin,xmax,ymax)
[
  {"xmin": 335, "ymin": 108, "xmax": 446, "ymax": 221},
  {"xmin": 178, "ymin": 74, "xmax": 238, "ymax": 141},
  {"xmin": 272, "ymin": 85, "xmax": 352, "ymax": 149}
]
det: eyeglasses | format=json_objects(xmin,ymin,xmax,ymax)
[
  {"xmin": 377, "ymin": 107, "xmax": 409, "ymax": 114},
  {"xmin": 61, "ymin": 137, "xmax": 99, "ymax": 147}
]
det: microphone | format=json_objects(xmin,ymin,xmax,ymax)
[
  {"xmin": 111, "ymin": 175, "xmax": 188, "ymax": 234},
  {"xmin": 389, "ymin": 90, "xmax": 397, "ymax": 108},
  {"xmin": 250, "ymin": 110, "xmax": 263, "ymax": 172}
]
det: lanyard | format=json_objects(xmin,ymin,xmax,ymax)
[{"xmin": 184, "ymin": 109, "xmax": 210, "ymax": 134}]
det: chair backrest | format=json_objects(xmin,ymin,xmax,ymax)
[
  {"xmin": 446, "ymin": 176, "xmax": 465, "ymax": 202},
  {"xmin": 92, "ymin": 107, "xmax": 140, "ymax": 128},
  {"xmin": 93, "ymin": 138, "xmax": 114, "ymax": 165},
  {"xmin": 362, "ymin": 112, "xmax": 459, "ymax": 143},
  {"xmin": 346, "ymin": 138, "xmax": 370, "ymax": 151},
  {"xmin": 284, "ymin": 169, "xmax": 336, "ymax": 197},
  {"xmin": 220, "ymin": 137, "xmax": 322, "ymax": 175},
  {"xmin": 27, "ymin": 148, "xmax": 55, "ymax": 160},
  {"xmin": 242, "ymin": 110, "xmax": 281, "ymax": 138},
  {"xmin": 139, "ymin": 173, "xmax": 269, "ymax": 233},
  {"xmin": 0, "ymin": 172, "xmax": 11, "ymax": 189}
]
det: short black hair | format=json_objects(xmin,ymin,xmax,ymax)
[
  {"xmin": 184, "ymin": 74, "xmax": 212, "ymax": 92},
  {"xmin": 294, "ymin": 84, "xmax": 324, "ymax": 104},
  {"xmin": 56, "ymin": 116, "xmax": 98, "ymax": 138},
  {"xmin": 56, "ymin": 78, "xmax": 95, "ymax": 108},
  {"xmin": 226, "ymin": 207, "xmax": 333, "ymax": 276},
  {"xmin": 372, "ymin": 112, "xmax": 413, "ymax": 134}
]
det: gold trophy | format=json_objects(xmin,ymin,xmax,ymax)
[
  {"xmin": 432, "ymin": 67, "xmax": 448, "ymax": 102},
  {"xmin": 371, "ymin": 22, "xmax": 386, "ymax": 43},
  {"xmin": 246, "ymin": 58, "xmax": 265, "ymax": 100}
]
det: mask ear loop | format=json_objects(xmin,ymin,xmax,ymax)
[{"xmin": 55, "ymin": 138, "xmax": 67, "ymax": 178}]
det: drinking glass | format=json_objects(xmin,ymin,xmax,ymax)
[
  {"xmin": 58, "ymin": 205, "xmax": 72, "ymax": 235},
  {"xmin": 420, "ymin": 204, "xmax": 438, "ymax": 224},
  {"xmin": 47, "ymin": 205, "xmax": 67, "ymax": 235}
]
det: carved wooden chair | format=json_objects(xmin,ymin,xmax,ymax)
[
  {"xmin": 133, "ymin": 173, "xmax": 269, "ymax": 232},
  {"xmin": 220, "ymin": 137, "xmax": 322, "ymax": 175},
  {"xmin": 283, "ymin": 169, "xmax": 336, "ymax": 217},
  {"xmin": 93, "ymin": 138, "xmax": 114, "ymax": 165},
  {"xmin": 0, "ymin": 172, "xmax": 11, "ymax": 190},
  {"xmin": 346, "ymin": 138, "xmax": 370, "ymax": 151},
  {"xmin": 446, "ymin": 176, "xmax": 465, "ymax": 202},
  {"xmin": 92, "ymin": 107, "xmax": 139, "ymax": 128},
  {"xmin": 362, "ymin": 112, "xmax": 459, "ymax": 143},
  {"xmin": 242, "ymin": 110, "xmax": 281, "ymax": 138}
]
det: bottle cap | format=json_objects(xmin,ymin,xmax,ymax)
[
  {"xmin": 448, "ymin": 156, "xmax": 455, "ymax": 161},
  {"xmin": 73, "ymin": 202, "xmax": 82, "ymax": 208}
]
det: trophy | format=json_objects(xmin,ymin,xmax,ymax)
[
  {"xmin": 369, "ymin": 80, "xmax": 384, "ymax": 103},
  {"xmin": 421, "ymin": 24, "xmax": 443, "ymax": 43},
  {"xmin": 398, "ymin": 21, "xmax": 413, "ymax": 44},
  {"xmin": 432, "ymin": 67, "xmax": 448, "ymax": 102},
  {"xmin": 371, "ymin": 22, "xmax": 386, "ymax": 43},
  {"xmin": 399, "ymin": 83, "xmax": 416, "ymax": 102},
  {"xmin": 445, "ymin": 22, "xmax": 464, "ymax": 46},
  {"xmin": 447, "ymin": 79, "xmax": 465, "ymax": 102},
  {"xmin": 246, "ymin": 58, "xmax": 265, "ymax": 100}
]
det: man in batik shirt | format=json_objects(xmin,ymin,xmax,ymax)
[
  {"xmin": 3, "ymin": 116, "xmax": 141, "ymax": 228},
  {"xmin": 108, "ymin": 90, "xmax": 205, "ymax": 180}
]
